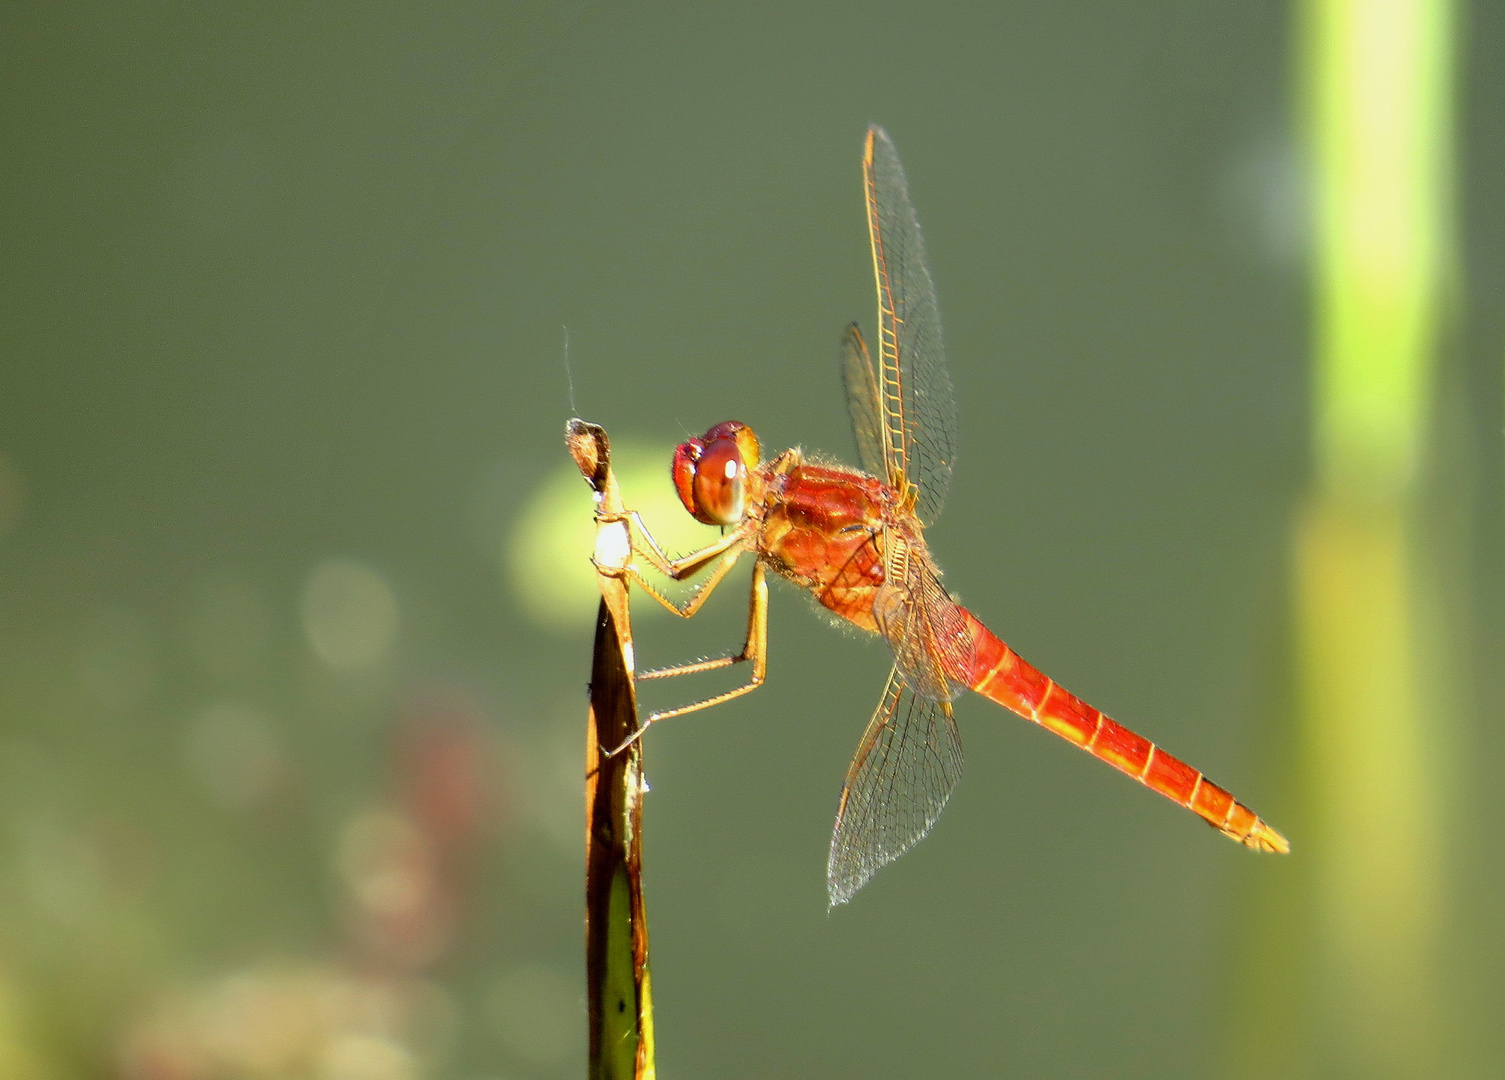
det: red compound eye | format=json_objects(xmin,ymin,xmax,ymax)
[
  {"xmin": 671, "ymin": 437, "xmax": 705, "ymax": 519},
  {"xmin": 689, "ymin": 437, "xmax": 746, "ymax": 525}
]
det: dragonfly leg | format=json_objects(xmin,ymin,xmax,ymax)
[
  {"xmin": 607, "ymin": 561, "xmax": 768, "ymax": 757},
  {"xmin": 625, "ymin": 545, "xmax": 744, "ymax": 619},
  {"xmin": 593, "ymin": 510, "xmax": 751, "ymax": 619},
  {"xmin": 621, "ymin": 510, "xmax": 745, "ymax": 581}
]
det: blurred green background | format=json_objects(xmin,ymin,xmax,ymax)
[{"xmin": 3, "ymin": 3, "xmax": 1502, "ymax": 1079}]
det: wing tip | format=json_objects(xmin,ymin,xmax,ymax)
[
  {"xmin": 825, "ymin": 866, "xmax": 870, "ymax": 910},
  {"xmin": 864, "ymin": 124, "xmax": 894, "ymax": 164}
]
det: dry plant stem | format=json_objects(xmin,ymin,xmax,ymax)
[{"xmin": 568, "ymin": 419, "xmax": 656, "ymax": 1080}]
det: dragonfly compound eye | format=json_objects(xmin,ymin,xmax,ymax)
[
  {"xmin": 688, "ymin": 437, "xmax": 747, "ymax": 525},
  {"xmin": 671, "ymin": 437, "xmax": 706, "ymax": 520}
]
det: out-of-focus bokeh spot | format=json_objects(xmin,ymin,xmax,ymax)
[
  {"xmin": 328, "ymin": 694, "xmax": 504, "ymax": 974},
  {"xmin": 117, "ymin": 964, "xmax": 452, "ymax": 1080},
  {"xmin": 337, "ymin": 808, "xmax": 452, "ymax": 969},
  {"xmin": 16, "ymin": 813, "xmax": 105, "ymax": 922},
  {"xmin": 0, "ymin": 453, "xmax": 25, "ymax": 541},
  {"xmin": 391, "ymin": 695, "xmax": 501, "ymax": 855},
  {"xmin": 508, "ymin": 443, "xmax": 717, "ymax": 631},
  {"xmin": 182, "ymin": 701, "xmax": 286, "ymax": 812},
  {"xmin": 486, "ymin": 963, "xmax": 579, "ymax": 1069},
  {"xmin": 321, "ymin": 1032, "xmax": 415, "ymax": 1080},
  {"xmin": 302, "ymin": 561, "xmax": 400, "ymax": 673}
]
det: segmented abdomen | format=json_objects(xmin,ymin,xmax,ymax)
[{"xmin": 959, "ymin": 609, "xmax": 1288, "ymax": 852}]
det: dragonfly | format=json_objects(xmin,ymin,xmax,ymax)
[{"xmin": 612, "ymin": 126, "xmax": 1288, "ymax": 906}]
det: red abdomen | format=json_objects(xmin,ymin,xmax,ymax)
[{"xmin": 957, "ymin": 609, "xmax": 1288, "ymax": 852}]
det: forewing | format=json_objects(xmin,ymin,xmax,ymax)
[
  {"xmin": 864, "ymin": 125, "xmax": 957, "ymax": 525},
  {"xmin": 827, "ymin": 667, "xmax": 964, "ymax": 906},
  {"xmin": 841, "ymin": 323, "xmax": 888, "ymax": 478}
]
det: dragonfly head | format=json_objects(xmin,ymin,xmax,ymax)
[{"xmin": 672, "ymin": 421, "xmax": 761, "ymax": 526}]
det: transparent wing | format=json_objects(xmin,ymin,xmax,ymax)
[
  {"xmin": 871, "ymin": 528, "xmax": 973, "ymax": 704},
  {"xmin": 841, "ymin": 322, "xmax": 887, "ymax": 478},
  {"xmin": 827, "ymin": 667, "xmax": 965, "ymax": 906},
  {"xmin": 864, "ymin": 125, "xmax": 957, "ymax": 526}
]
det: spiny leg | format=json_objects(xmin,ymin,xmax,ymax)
[
  {"xmin": 624, "ymin": 510, "xmax": 745, "ymax": 580},
  {"xmin": 627, "ymin": 544, "xmax": 745, "ymax": 619},
  {"xmin": 608, "ymin": 560, "xmax": 769, "ymax": 757},
  {"xmin": 592, "ymin": 508, "xmax": 750, "ymax": 619},
  {"xmin": 638, "ymin": 558, "xmax": 766, "ymax": 679}
]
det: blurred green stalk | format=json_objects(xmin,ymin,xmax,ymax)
[
  {"xmin": 1233, "ymin": 1, "xmax": 1460, "ymax": 1077},
  {"xmin": 1300, "ymin": 0, "xmax": 1458, "ymax": 1071}
]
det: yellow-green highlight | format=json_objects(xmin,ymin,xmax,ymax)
[
  {"xmin": 1307, "ymin": 0, "xmax": 1454, "ymax": 497},
  {"xmin": 511, "ymin": 443, "xmax": 718, "ymax": 632}
]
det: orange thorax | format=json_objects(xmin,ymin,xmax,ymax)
[{"xmin": 756, "ymin": 463, "xmax": 892, "ymax": 632}]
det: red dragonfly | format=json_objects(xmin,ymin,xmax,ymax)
[{"xmin": 616, "ymin": 126, "xmax": 1288, "ymax": 905}]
